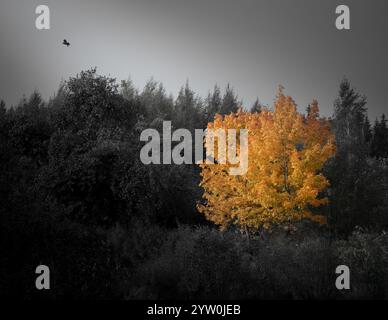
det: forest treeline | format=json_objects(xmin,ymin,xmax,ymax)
[{"xmin": 1, "ymin": 69, "xmax": 388, "ymax": 299}]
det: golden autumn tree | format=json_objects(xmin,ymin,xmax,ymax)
[{"xmin": 198, "ymin": 88, "xmax": 336, "ymax": 231}]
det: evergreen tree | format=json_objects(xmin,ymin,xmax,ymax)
[
  {"xmin": 121, "ymin": 77, "xmax": 137, "ymax": 102},
  {"xmin": 204, "ymin": 85, "xmax": 222, "ymax": 122},
  {"xmin": 219, "ymin": 84, "xmax": 239, "ymax": 115},
  {"xmin": 140, "ymin": 79, "xmax": 174, "ymax": 121},
  {"xmin": 333, "ymin": 78, "xmax": 367, "ymax": 155},
  {"xmin": 363, "ymin": 115, "xmax": 373, "ymax": 144},
  {"xmin": 250, "ymin": 98, "xmax": 262, "ymax": 113},
  {"xmin": 0, "ymin": 100, "xmax": 6, "ymax": 117},
  {"xmin": 174, "ymin": 81, "xmax": 203, "ymax": 130},
  {"xmin": 371, "ymin": 114, "xmax": 388, "ymax": 159},
  {"xmin": 327, "ymin": 79, "xmax": 385, "ymax": 234}
]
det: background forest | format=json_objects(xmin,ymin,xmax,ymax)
[{"xmin": 1, "ymin": 69, "xmax": 388, "ymax": 299}]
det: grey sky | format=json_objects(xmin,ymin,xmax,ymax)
[{"xmin": 0, "ymin": 0, "xmax": 387, "ymax": 120}]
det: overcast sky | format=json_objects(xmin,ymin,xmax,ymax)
[{"xmin": 0, "ymin": 0, "xmax": 387, "ymax": 120}]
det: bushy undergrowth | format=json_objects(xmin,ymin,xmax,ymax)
[
  {"xmin": 0, "ymin": 209, "xmax": 116, "ymax": 299},
  {"xmin": 335, "ymin": 229, "xmax": 388, "ymax": 299},
  {"xmin": 2, "ymin": 210, "xmax": 388, "ymax": 299},
  {"xmin": 110, "ymin": 223, "xmax": 388, "ymax": 300}
]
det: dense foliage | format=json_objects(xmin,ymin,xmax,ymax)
[{"xmin": 199, "ymin": 92, "xmax": 335, "ymax": 230}]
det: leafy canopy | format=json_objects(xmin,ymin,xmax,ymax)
[{"xmin": 198, "ymin": 89, "xmax": 336, "ymax": 230}]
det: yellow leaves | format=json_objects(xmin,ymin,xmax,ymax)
[
  {"xmin": 303, "ymin": 210, "xmax": 327, "ymax": 225},
  {"xmin": 198, "ymin": 89, "xmax": 336, "ymax": 231}
]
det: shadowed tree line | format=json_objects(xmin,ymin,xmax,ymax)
[{"xmin": 1, "ymin": 69, "xmax": 388, "ymax": 299}]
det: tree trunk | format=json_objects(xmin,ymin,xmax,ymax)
[{"xmin": 244, "ymin": 225, "xmax": 250, "ymax": 244}]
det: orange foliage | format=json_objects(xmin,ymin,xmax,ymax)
[{"xmin": 198, "ymin": 89, "xmax": 336, "ymax": 230}]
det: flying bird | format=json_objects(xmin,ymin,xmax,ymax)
[{"xmin": 62, "ymin": 39, "xmax": 70, "ymax": 47}]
